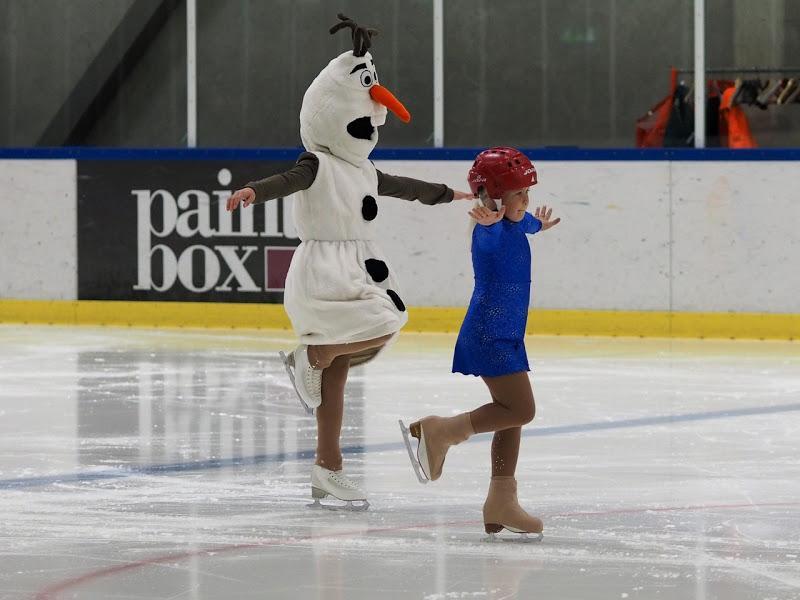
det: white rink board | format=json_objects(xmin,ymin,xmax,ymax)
[
  {"xmin": 0, "ymin": 160, "xmax": 77, "ymax": 300},
  {"xmin": 1, "ymin": 159, "xmax": 798, "ymax": 313},
  {"xmin": 373, "ymin": 160, "xmax": 672, "ymax": 310},
  {"xmin": 373, "ymin": 159, "xmax": 799, "ymax": 313},
  {"xmin": 670, "ymin": 161, "xmax": 800, "ymax": 313}
]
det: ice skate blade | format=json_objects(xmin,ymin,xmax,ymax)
[
  {"xmin": 484, "ymin": 531, "xmax": 543, "ymax": 543},
  {"xmin": 414, "ymin": 422, "xmax": 435, "ymax": 481},
  {"xmin": 398, "ymin": 419, "xmax": 429, "ymax": 484},
  {"xmin": 279, "ymin": 350, "xmax": 314, "ymax": 416},
  {"xmin": 307, "ymin": 498, "xmax": 370, "ymax": 512}
]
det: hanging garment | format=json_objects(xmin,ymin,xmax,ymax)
[
  {"xmin": 636, "ymin": 68, "xmax": 678, "ymax": 147},
  {"xmin": 663, "ymin": 83, "xmax": 695, "ymax": 147},
  {"xmin": 720, "ymin": 87, "xmax": 757, "ymax": 148}
]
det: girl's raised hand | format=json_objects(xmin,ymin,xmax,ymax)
[
  {"xmin": 534, "ymin": 205, "xmax": 561, "ymax": 230},
  {"xmin": 469, "ymin": 205, "xmax": 506, "ymax": 226},
  {"xmin": 453, "ymin": 190, "xmax": 476, "ymax": 201},
  {"xmin": 226, "ymin": 187, "xmax": 256, "ymax": 212}
]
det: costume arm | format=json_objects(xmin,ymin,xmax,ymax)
[
  {"xmin": 376, "ymin": 170, "xmax": 454, "ymax": 205},
  {"xmin": 247, "ymin": 152, "xmax": 319, "ymax": 204}
]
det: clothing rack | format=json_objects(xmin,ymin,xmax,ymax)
[
  {"xmin": 636, "ymin": 67, "xmax": 800, "ymax": 149},
  {"xmin": 672, "ymin": 68, "xmax": 800, "ymax": 108},
  {"xmin": 676, "ymin": 67, "xmax": 800, "ymax": 74},
  {"xmin": 679, "ymin": 64, "xmax": 800, "ymax": 146}
]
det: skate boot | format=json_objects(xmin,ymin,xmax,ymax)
[
  {"xmin": 279, "ymin": 345, "xmax": 322, "ymax": 415},
  {"xmin": 399, "ymin": 413, "xmax": 474, "ymax": 483},
  {"xmin": 309, "ymin": 465, "xmax": 369, "ymax": 511},
  {"xmin": 483, "ymin": 476, "xmax": 543, "ymax": 542}
]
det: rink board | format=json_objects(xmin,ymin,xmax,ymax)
[{"xmin": 0, "ymin": 149, "xmax": 798, "ymax": 338}]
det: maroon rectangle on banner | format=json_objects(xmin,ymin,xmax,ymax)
[{"xmin": 265, "ymin": 247, "xmax": 295, "ymax": 291}]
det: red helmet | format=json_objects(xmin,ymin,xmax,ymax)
[{"xmin": 467, "ymin": 147, "xmax": 538, "ymax": 199}]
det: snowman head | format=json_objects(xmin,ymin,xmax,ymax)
[{"xmin": 300, "ymin": 14, "xmax": 411, "ymax": 165}]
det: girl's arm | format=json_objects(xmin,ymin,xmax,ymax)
[
  {"xmin": 376, "ymin": 170, "xmax": 473, "ymax": 205},
  {"xmin": 227, "ymin": 153, "xmax": 318, "ymax": 211},
  {"xmin": 470, "ymin": 205, "xmax": 506, "ymax": 252},
  {"xmin": 529, "ymin": 205, "xmax": 561, "ymax": 233},
  {"xmin": 522, "ymin": 212, "xmax": 543, "ymax": 235}
]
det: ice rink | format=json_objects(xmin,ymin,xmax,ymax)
[{"xmin": 1, "ymin": 325, "xmax": 799, "ymax": 600}]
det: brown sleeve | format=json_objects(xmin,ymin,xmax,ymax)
[
  {"xmin": 246, "ymin": 152, "xmax": 319, "ymax": 204},
  {"xmin": 376, "ymin": 170, "xmax": 454, "ymax": 205}
]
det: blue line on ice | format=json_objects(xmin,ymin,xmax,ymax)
[{"xmin": 2, "ymin": 401, "xmax": 799, "ymax": 490}]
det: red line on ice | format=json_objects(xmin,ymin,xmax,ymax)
[{"xmin": 34, "ymin": 501, "xmax": 800, "ymax": 600}]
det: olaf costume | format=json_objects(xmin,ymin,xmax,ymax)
[
  {"xmin": 287, "ymin": 50, "xmax": 409, "ymax": 348},
  {"xmin": 245, "ymin": 16, "xmax": 455, "ymax": 420}
]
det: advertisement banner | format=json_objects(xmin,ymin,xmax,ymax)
[{"xmin": 78, "ymin": 161, "xmax": 300, "ymax": 302}]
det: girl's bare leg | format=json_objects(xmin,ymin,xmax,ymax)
[
  {"xmin": 470, "ymin": 372, "xmax": 535, "ymax": 432},
  {"xmin": 472, "ymin": 372, "xmax": 542, "ymax": 534},
  {"xmin": 490, "ymin": 426, "xmax": 522, "ymax": 477},
  {"xmin": 315, "ymin": 354, "xmax": 351, "ymax": 471},
  {"xmin": 406, "ymin": 373, "xmax": 534, "ymax": 482},
  {"xmin": 469, "ymin": 372, "xmax": 536, "ymax": 478},
  {"xmin": 307, "ymin": 334, "xmax": 393, "ymax": 370}
]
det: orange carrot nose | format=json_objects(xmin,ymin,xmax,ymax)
[{"xmin": 369, "ymin": 84, "xmax": 411, "ymax": 123}]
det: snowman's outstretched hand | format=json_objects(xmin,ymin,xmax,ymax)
[
  {"xmin": 226, "ymin": 187, "xmax": 256, "ymax": 212},
  {"xmin": 453, "ymin": 190, "xmax": 476, "ymax": 201}
]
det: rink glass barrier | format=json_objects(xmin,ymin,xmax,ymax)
[
  {"xmin": 5, "ymin": 0, "xmax": 800, "ymax": 148},
  {"xmin": 0, "ymin": 147, "xmax": 799, "ymax": 340}
]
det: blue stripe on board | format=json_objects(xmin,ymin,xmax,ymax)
[
  {"xmin": 2, "ymin": 401, "xmax": 799, "ymax": 491},
  {"xmin": 3, "ymin": 146, "xmax": 800, "ymax": 161}
]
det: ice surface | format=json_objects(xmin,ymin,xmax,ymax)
[{"xmin": 1, "ymin": 325, "xmax": 799, "ymax": 599}]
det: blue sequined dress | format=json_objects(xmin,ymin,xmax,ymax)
[{"xmin": 452, "ymin": 212, "xmax": 542, "ymax": 377}]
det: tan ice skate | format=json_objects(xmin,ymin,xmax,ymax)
[
  {"xmin": 483, "ymin": 476, "xmax": 543, "ymax": 542},
  {"xmin": 399, "ymin": 413, "xmax": 474, "ymax": 482}
]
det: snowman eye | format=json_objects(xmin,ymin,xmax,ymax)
[{"xmin": 360, "ymin": 70, "xmax": 373, "ymax": 87}]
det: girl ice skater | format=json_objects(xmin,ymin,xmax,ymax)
[
  {"xmin": 401, "ymin": 147, "xmax": 560, "ymax": 538},
  {"xmin": 226, "ymin": 15, "xmax": 472, "ymax": 509}
]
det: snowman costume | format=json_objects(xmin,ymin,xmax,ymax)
[
  {"xmin": 243, "ymin": 15, "xmax": 455, "ymax": 508},
  {"xmin": 247, "ymin": 19, "xmax": 454, "ymax": 359},
  {"xmin": 286, "ymin": 48, "xmax": 407, "ymax": 348}
]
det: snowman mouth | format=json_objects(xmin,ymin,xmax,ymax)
[{"xmin": 347, "ymin": 116, "xmax": 375, "ymax": 141}]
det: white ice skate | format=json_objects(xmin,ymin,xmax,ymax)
[
  {"xmin": 309, "ymin": 465, "xmax": 369, "ymax": 511},
  {"xmin": 398, "ymin": 419, "xmax": 429, "ymax": 484},
  {"xmin": 279, "ymin": 345, "xmax": 322, "ymax": 415}
]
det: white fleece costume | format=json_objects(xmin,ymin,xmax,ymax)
[{"xmin": 283, "ymin": 50, "xmax": 408, "ymax": 347}]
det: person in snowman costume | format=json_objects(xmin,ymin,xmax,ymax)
[{"xmin": 227, "ymin": 14, "xmax": 473, "ymax": 508}]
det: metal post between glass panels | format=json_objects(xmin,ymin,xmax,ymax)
[
  {"xmin": 186, "ymin": 0, "xmax": 197, "ymax": 148},
  {"xmin": 433, "ymin": 0, "xmax": 444, "ymax": 148},
  {"xmin": 694, "ymin": 0, "xmax": 706, "ymax": 148}
]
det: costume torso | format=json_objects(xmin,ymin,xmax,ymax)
[
  {"xmin": 292, "ymin": 152, "xmax": 378, "ymax": 241},
  {"xmin": 283, "ymin": 151, "xmax": 408, "ymax": 346}
]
